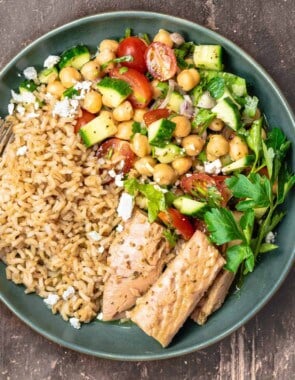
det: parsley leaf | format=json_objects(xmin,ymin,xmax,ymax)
[
  {"xmin": 163, "ymin": 229, "xmax": 178, "ymax": 247},
  {"xmin": 225, "ymin": 173, "xmax": 272, "ymax": 210},
  {"xmin": 192, "ymin": 109, "xmax": 216, "ymax": 134},
  {"xmin": 207, "ymin": 77, "xmax": 225, "ymax": 99},
  {"xmin": 174, "ymin": 42, "xmax": 194, "ymax": 69},
  {"xmin": 246, "ymin": 118, "xmax": 262, "ymax": 171},
  {"xmin": 277, "ymin": 164, "xmax": 295, "ymax": 205},
  {"xmin": 239, "ymin": 209, "xmax": 255, "ymax": 244},
  {"xmin": 131, "ymin": 121, "xmax": 147, "ymax": 139},
  {"xmin": 204, "ymin": 208, "xmax": 245, "ymax": 245},
  {"xmin": 224, "ymin": 244, "xmax": 254, "ymax": 273}
]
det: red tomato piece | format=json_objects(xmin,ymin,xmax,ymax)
[
  {"xmin": 117, "ymin": 37, "xmax": 148, "ymax": 73},
  {"xmin": 74, "ymin": 110, "xmax": 96, "ymax": 133},
  {"xmin": 180, "ymin": 173, "xmax": 231, "ymax": 207},
  {"xmin": 143, "ymin": 108, "xmax": 171, "ymax": 126},
  {"xmin": 158, "ymin": 208, "xmax": 195, "ymax": 240},
  {"xmin": 96, "ymin": 138, "xmax": 136, "ymax": 174},
  {"xmin": 110, "ymin": 67, "xmax": 153, "ymax": 109},
  {"xmin": 145, "ymin": 42, "xmax": 177, "ymax": 81}
]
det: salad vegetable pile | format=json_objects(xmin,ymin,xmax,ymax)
[{"xmin": 12, "ymin": 28, "xmax": 294, "ymax": 286}]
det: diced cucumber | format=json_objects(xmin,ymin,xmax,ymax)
[
  {"xmin": 200, "ymin": 70, "xmax": 247, "ymax": 97},
  {"xmin": 167, "ymin": 92, "xmax": 184, "ymax": 113},
  {"xmin": 222, "ymin": 155, "xmax": 254, "ymax": 173},
  {"xmin": 193, "ymin": 45, "xmax": 223, "ymax": 71},
  {"xmin": 173, "ymin": 196, "xmax": 207, "ymax": 217},
  {"xmin": 153, "ymin": 144, "xmax": 183, "ymax": 163},
  {"xmin": 38, "ymin": 67, "xmax": 59, "ymax": 84},
  {"xmin": 59, "ymin": 45, "xmax": 91, "ymax": 70},
  {"xmin": 218, "ymin": 87, "xmax": 241, "ymax": 109},
  {"xmin": 211, "ymin": 97, "xmax": 240, "ymax": 130},
  {"xmin": 97, "ymin": 77, "xmax": 132, "ymax": 107},
  {"xmin": 19, "ymin": 80, "xmax": 37, "ymax": 93},
  {"xmin": 148, "ymin": 118, "xmax": 176, "ymax": 147},
  {"xmin": 79, "ymin": 112, "xmax": 117, "ymax": 148}
]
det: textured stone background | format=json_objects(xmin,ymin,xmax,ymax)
[{"xmin": 0, "ymin": 1, "xmax": 294, "ymax": 379}]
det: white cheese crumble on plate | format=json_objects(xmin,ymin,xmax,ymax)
[
  {"xmin": 116, "ymin": 224, "xmax": 124, "ymax": 233},
  {"xmin": 8, "ymin": 103, "xmax": 14, "ymax": 115},
  {"xmin": 87, "ymin": 231, "xmax": 102, "ymax": 241},
  {"xmin": 52, "ymin": 98, "xmax": 79, "ymax": 118},
  {"xmin": 23, "ymin": 66, "xmax": 38, "ymax": 81},
  {"xmin": 44, "ymin": 294, "xmax": 59, "ymax": 308},
  {"xmin": 43, "ymin": 55, "xmax": 60, "ymax": 68},
  {"xmin": 16, "ymin": 145, "xmax": 28, "ymax": 156},
  {"xmin": 69, "ymin": 317, "xmax": 81, "ymax": 329},
  {"xmin": 265, "ymin": 231, "xmax": 276, "ymax": 244},
  {"xmin": 114, "ymin": 173, "xmax": 124, "ymax": 187},
  {"xmin": 204, "ymin": 159, "xmax": 222, "ymax": 175},
  {"xmin": 117, "ymin": 192, "xmax": 134, "ymax": 221},
  {"xmin": 11, "ymin": 90, "xmax": 36, "ymax": 104},
  {"xmin": 97, "ymin": 312, "xmax": 103, "ymax": 320},
  {"xmin": 62, "ymin": 286, "xmax": 75, "ymax": 300},
  {"xmin": 108, "ymin": 169, "xmax": 116, "ymax": 178},
  {"xmin": 97, "ymin": 246, "xmax": 105, "ymax": 254}
]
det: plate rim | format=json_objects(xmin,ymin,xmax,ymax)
[{"xmin": 0, "ymin": 10, "xmax": 294, "ymax": 361}]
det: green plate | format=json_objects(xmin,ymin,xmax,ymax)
[{"xmin": 0, "ymin": 11, "xmax": 294, "ymax": 361}]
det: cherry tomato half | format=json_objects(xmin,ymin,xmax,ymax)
[
  {"xmin": 180, "ymin": 173, "xmax": 231, "ymax": 207},
  {"xmin": 96, "ymin": 138, "xmax": 136, "ymax": 174},
  {"xmin": 145, "ymin": 42, "xmax": 177, "ymax": 81},
  {"xmin": 110, "ymin": 67, "xmax": 153, "ymax": 109},
  {"xmin": 143, "ymin": 108, "xmax": 171, "ymax": 126},
  {"xmin": 117, "ymin": 37, "xmax": 148, "ymax": 73},
  {"xmin": 158, "ymin": 208, "xmax": 195, "ymax": 240},
  {"xmin": 74, "ymin": 110, "xmax": 96, "ymax": 133}
]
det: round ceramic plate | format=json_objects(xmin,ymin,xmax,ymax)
[{"xmin": 0, "ymin": 11, "xmax": 294, "ymax": 361}]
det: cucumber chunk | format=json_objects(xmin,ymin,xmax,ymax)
[
  {"xmin": 97, "ymin": 77, "xmax": 132, "ymax": 107},
  {"xmin": 148, "ymin": 118, "xmax": 176, "ymax": 147},
  {"xmin": 153, "ymin": 144, "xmax": 184, "ymax": 163},
  {"xmin": 38, "ymin": 67, "xmax": 59, "ymax": 84},
  {"xmin": 222, "ymin": 155, "xmax": 254, "ymax": 173},
  {"xmin": 79, "ymin": 111, "xmax": 117, "ymax": 148},
  {"xmin": 59, "ymin": 45, "xmax": 91, "ymax": 70},
  {"xmin": 211, "ymin": 97, "xmax": 240, "ymax": 130},
  {"xmin": 167, "ymin": 92, "xmax": 184, "ymax": 113},
  {"xmin": 218, "ymin": 87, "xmax": 241, "ymax": 109},
  {"xmin": 19, "ymin": 80, "xmax": 37, "ymax": 93},
  {"xmin": 173, "ymin": 196, "xmax": 207, "ymax": 217},
  {"xmin": 200, "ymin": 70, "xmax": 247, "ymax": 97},
  {"xmin": 193, "ymin": 45, "xmax": 223, "ymax": 71}
]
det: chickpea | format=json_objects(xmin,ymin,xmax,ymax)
[
  {"xmin": 172, "ymin": 157, "xmax": 193, "ymax": 175},
  {"xmin": 81, "ymin": 60, "xmax": 101, "ymax": 81},
  {"xmin": 182, "ymin": 135, "xmax": 205, "ymax": 156},
  {"xmin": 153, "ymin": 29, "xmax": 173, "ymax": 48},
  {"xmin": 229, "ymin": 136, "xmax": 249, "ymax": 161},
  {"xmin": 47, "ymin": 80, "xmax": 65, "ymax": 98},
  {"xmin": 171, "ymin": 115, "xmax": 191, "ymax": 138},
  {"xmin": 177, "ymin": 68, "xmax": 200, "ymax": 91},
  {"xmin": 206, "ymin": 152, "xmax": 218, "ymax": 162},
  {"xmin": 95, "ymin": 49, "xmax": 116, "ymax": 72},
  {"xmin": 133, "ymin": 108, "xmax": 148, "ymax": 123},
  {"xmin": 115, "ymin": 121, "xmax": 134, "ymax": 140},
  {"xmin": 99, "ymin": 39, "xmax": 119, "ymax": 53},
  {"xmin": 82, "ymin": 91, "xmax": 102, "ymax": 114},
  {"xmin": 208, "ymin": 118, "xmax": 224, "ymax": 132},
  {"xmin": 59, "ymin": 67, "xmax": 81, "ymax": 88},
  {"xmin": 206, "ymin": 134, "xmax": 229, "ymax": 158},
  {"xmin": 131, "ymin": 134, "xmax": 151, "ymax": 158},
  {"xmin": 151, "ymin": 79, "xmax": 162, "ymax": 99},
  {"xmin": 113, "ymin": 101, "xmax": 134, "ymax": 122},
  {"xmin": 153, "ymin": 163, "xmax": 176, "ymax": 186},
  {"xmin": 135, "ymin": 156, "xmax": 157, "ymax": 176}
]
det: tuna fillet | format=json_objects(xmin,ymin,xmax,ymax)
[
  {"xmin": 191, "ymin": 269, "xmax": 235, "ymax": 325},
  {"xmin": 128, "ymin": 230, "xmax": 225, "ymax": 347},
  {"xmin": 102, "ymin": 208, "xmax": 170, "ymax": 321}
]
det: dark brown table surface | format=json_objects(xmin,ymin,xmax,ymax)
[{"xmin": 0, "ymin": 1, "xmax": 294, "ymax": 379}]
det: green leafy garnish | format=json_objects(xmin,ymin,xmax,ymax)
[
  {"xmin": 207, "ymin": 77, "xmax": 225, "ymax": 99},
  {"xmin": 192, "ymin": 109, "xmax": 216, "ymax": 134},
  {"xmin": 101, "ymin": 55, "xmax": 134, "ymax": 70},
  {"xmin": 243, "ymin": 95, "xmax": 259, "ymax": 118},
  {"xmin": 163, "ymin": 229, "xmax": 178, "ymax": 247},
  {"xmin": 62, "ymin": 86, "xmax": 79, "ymax": 99},
  {"xmin": 246, "ymin": 118, "xmax": 262, "ymax": 172},
  {"xmin": 174, "ymin": 42, "xmax": 194, "ymax": 69},
  {"xmin": 131, "ymin": 121, "xmax": 148, "ymax": 139},
  {"xmin": 125, "ymin": 28, "xmax": 132, "ymax": 38}
]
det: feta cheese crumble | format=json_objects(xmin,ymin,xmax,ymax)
[
  {"xmin": 69, "ymin": 317, "xmax": 81, "ymax": 329},
  {"xmin": 116, "ymin": 224, "xmax": 124, "ymax": 233},
  {"xmin": 73, "ymin": 81, "xmax": 92, "ymax": 99},
  {"xmin": 52, "ymin": 98, "xmax": 79, "ymax": 118},
  {"xmin": 16, "ymin": 104, "xmax": 25, "ymax": 116},
  {"xmin": 114, "ymin": 173, "xmax": 124, "ymax": 187},
  {"xmin": 108, "ymin": 169, "xmax": 116, "ymax": 178},
  {"xmin": 87, "ymin": 231, "xmax": 102, "ymax": 241},
  {"xmin": 43, "ymin": 55, "xmax": 60, "ymax": 68},
  {"xmin": 117, "ymin": 192, "xmax": 134, "ymax": 221},
  {"xmin": 62, "ymin": 286, "xmax": 75, "ymax": 301},
  {"xmin": 8, "ymin": 103, "xmax": 14, "ymax": 115},
  {"xmin": 23, "ymin": 66, "xmax": 37, "ymax": 81},
  {"xmin": 265, "ymin": 231, "xmax": 276, "ymax": 244},
  {"xmin": 97, "ymin": 312, "xmax": 103, "ymax": 320},
  {"xmin": 97, "ymin": 246, "xmax": 105, "ymax": 254},
  {"xmin": 16, "ymin": 145, "xmax": 28, "ymax": 156},
  {"xmin": 44, "ymin": 294, "xmax": 59, "ymax": 308},
  {"xmin": 204, "ymin": 159, "xmax": 222, "ymax": 175},
  {"xmin": 11, "ymin": 89, "xmax": 36, "ymax": 104}
]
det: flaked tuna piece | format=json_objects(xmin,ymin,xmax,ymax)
[
  {"xmin": 128, "ymin": 230, "xmax": 225, "ymax": 347},
  {"xmin": 102, "ymin": 208, "xmax": 170, "ymax": 321},
  {"xmin": 191, "ymin": 269, "xmax": 235, "ymax": 325}
]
